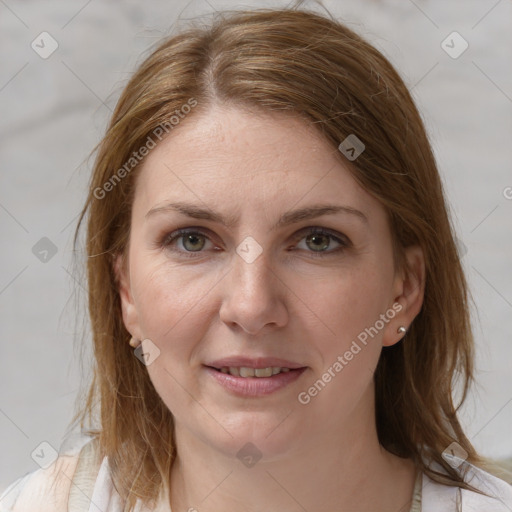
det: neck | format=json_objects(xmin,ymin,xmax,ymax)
[{"xmin": 168, "ymin": 388, "xmax": 416, "ymax": 512}]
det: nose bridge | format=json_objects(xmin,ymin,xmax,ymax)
[
  {"xmin": 231, "ymin": 239, "xmax": 275, "ymax": 301},
  {"xmin": 219, "ymin": 238, "xmax": 287, "ymax": 333}
]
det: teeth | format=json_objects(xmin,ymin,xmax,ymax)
[
  {"xmin": 217, "ymin": 366, "xmax": 293, "ymax": 377},
  {"xmin": 255, "ymin": 367, "xmax": 273, "ymax": 377},
  {"xmin": 239, "ymin": 367, "xmax": 255, "ymax": 377}
]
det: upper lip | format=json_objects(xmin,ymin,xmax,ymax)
[{"xmin": 206, "ymin": 357, "xmax": 306, "ymax": 370}]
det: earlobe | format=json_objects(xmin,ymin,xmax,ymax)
[{"xmin": 382, "ymin": 244, "xmax": 426, "ymax": 347}]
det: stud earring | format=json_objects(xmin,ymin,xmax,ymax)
[
  {"xmin": 129, "ymin": 336, "xmax": 141, "ymax": 348},
  {"xmin": 397, "ymin": 326, "xmax": 407, "ymax": 335}
]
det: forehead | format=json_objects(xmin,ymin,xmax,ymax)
[
  {"xmin": 145, "ymin": 106, "xmax": 331, "ymax": 172},
  {"xmin": 134, "ymin": 105, "xmax": 381, "ymax": 219}
]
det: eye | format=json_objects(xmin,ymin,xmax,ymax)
[
  {"xmin": 160, "ymin": 228, "xmax": 215, "ymax": 256},
  {"xmin": 291, "ymin": 227, "xmax": 349, "ymax": 257},
  {"xmin": 159, "ymin": 227, "xmax": 350, "ymax": 258}
]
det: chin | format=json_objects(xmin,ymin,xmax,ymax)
[{"xmin": 209, "ymin": 413, "xmax": 304, "ymax": 461}]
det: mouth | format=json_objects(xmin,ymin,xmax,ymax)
[
  {"xmin": 207, "ymin": 365, "xmax": 301, "ymax": 377},
  {"xmin": 203, "ymin": 364, "xmax": 308, "ymax": 397}
]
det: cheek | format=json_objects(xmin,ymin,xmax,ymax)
[
  {"xmin": 301, "ymin": 264, "xmax": 391, "ymax": 352},
  {"xmin": 294, "ymin": 266, "xmax": 391, "ymax": 413},
  {"xmin": 131, "ymin": 254, "xmax": 218, "ymax": 340},
  {"xmin": 130, "ymin": 258, "xmax": 216, "ymax": 413},
  {"xmin": 296, "ymin": 269, "xmax": 388, "ymax": 423}
]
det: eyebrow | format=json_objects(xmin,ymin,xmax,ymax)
[{"xmin": 145, "ymin": 201, "xmax": 369, "ymax": 229}]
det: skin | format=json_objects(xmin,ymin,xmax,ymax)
[{"xmin": 115, "ymin": 104, "xmax": 426, "ymax": 512}]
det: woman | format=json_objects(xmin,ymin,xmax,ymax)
[{"xmin": 2, "ymin": 6, "xmax": 511, "ymax": 512}]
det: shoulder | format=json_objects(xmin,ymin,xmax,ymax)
[
  {"xmin": 422, "ymin": 461, "xmax": 512, "ymax": 512},
  {"xmin": 0, "ymin": 434, "xmax": 97, "ymax": 512}
]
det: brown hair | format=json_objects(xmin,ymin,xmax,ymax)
[{"xmin": 69, "ymin": 5, "xmax": 506, "ymax": 510}]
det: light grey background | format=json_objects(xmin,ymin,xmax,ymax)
[{"xmin": 1, "ymin": 0, "xmax": 511, "ymax": 492}]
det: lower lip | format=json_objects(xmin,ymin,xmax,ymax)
[{"xmin": 204, "ymin": 366, "xmax": 307, "ymax": 397}]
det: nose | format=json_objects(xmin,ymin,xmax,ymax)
[{"xmin": 218, "ymin": 247, "xmax": 289, "ymax": 335}]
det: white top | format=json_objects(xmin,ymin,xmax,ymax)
[{"xmin": 1, "ymin": 435, "xmax": 512, "ymax": 511}]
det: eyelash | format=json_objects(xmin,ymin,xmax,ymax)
[{"xmin": 159, "ymin": 227, "xmax": 350, "ymax": 259}]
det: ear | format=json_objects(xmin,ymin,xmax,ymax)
[
  {"xmin": 113, "ymin": 252, "xmax": 143, "ymax": 341},
  {"xmin": 382, "ymin": 244, "xmax": 426, "ymax": 347}
]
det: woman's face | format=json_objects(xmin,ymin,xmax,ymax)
[{"xmin": 115, "ymin": 105, "xmax": 424, "ymax": 460}]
